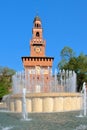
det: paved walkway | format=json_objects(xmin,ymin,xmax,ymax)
[{"xmin": 0, "ymin": 111, "xmax": 87, "ymax": 130}]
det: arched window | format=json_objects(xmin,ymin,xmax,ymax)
[
  {"xmin": 37, "ymin": 24, "xmax": 39, "ymax": 27},
  {"xmin": 36, "ymin": 24, "xmax": 41, "ymax": 28},
  {"xmin": 36, "ymin": 32, "xmax": 40, "ymax": 37},
  {"xmin": 35, "ymin": 23, "xmax": 37, "ymax": 27}
]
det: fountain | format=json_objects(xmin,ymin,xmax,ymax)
[
  {"xmin": 80, "ymin": 82, "xmax": 87, "ymax": 117},
  {"xmin": 22, "ymin": 87, "xmax": 28, "ymax": 120},
  {"xmin": 2, "ymin": 68, "xmax": 82, "ymax": 113},
  {"xmin": 21, "ymin": 87, "xmax": 32, "ymax": 121},
  {"xmin": 76, "ymin": 82, "xmax": 87, "ymax": 118},
  {"xmin": 12, "ymin": 69, "xmax": 77, "ymax": 94},
  {"xmin": 83, "ymin": 82, "xmax": 87, "ymax": 116}
]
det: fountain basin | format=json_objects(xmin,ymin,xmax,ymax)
[{"xmin": 4, "ymin": 92, "xmax": 82, "ymax": 113}]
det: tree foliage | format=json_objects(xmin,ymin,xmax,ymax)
[
  {"xmin": 58, "ymin": 46, "xmax": 75, "ymax": 69},
  {"xmin": 0, "ymin": 66, "xmax": 15, "ymax": 100},
  {"xmin": 60, "ymin": 46, "xmax": 75, "ymax": 61},
  {"xmin": 58, "ymin": 47, "xmax": 87, "ymax": 91}
]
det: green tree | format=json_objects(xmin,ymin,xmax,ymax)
[
  {"xmin": 0, "ymin": 66, "xmax": 15, "ymax": 100},
  {"xmin": 76, "ymin": 54, "xmax": 87, "ymax": 91},
  {"xmin": 58, "ymin": 46, "xmax": 75, "ymax": 69},
  {"xmin": 58, "ymin": 47, "xmax": 87, "ymax": 91}
]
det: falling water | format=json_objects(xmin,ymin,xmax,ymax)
[
  {"xmin": 82, "ymin": 82, "xmax": 87, "ymax": 116},
  {"xmin": 84, "ymin": 87, "xmax": 87, "ymax": 116},
  {"xmin": 78, "ymin": 82, "xmax": 87, "ymax": 117},
  {"xmin": 22, "ymin": 88, "xmax": 28, "ymax": 120},
  {"xmin": 12, "ymin": 69, "xmax": 77, "ymax": 94}
]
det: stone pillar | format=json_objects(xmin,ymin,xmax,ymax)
[
  {"xmin": 15, "ymin": 100, "xmax": 22, "ymax": 112},
  {"xmin": 43, "ymin": 98, "xmax": 53, "ymax": 112},
  {"xmin": 10, "ymin": 101, "xmax": 15, "ymax": 112},
  {"xmin": 26, "ymin": 98, "xmax": 32, "ymax": 112},
  {"xmin": 70, "ymin": 97, "xmax": 77, "ymax": 110},
  {"xmin": 76, "ymin": 97, "xmax": 82, "ymax": 110},
  {"xmin": 54, "ymin": 97, "xmax": 63, "ymax": 112},
  {"xmin": 63, "ymin": 97, "xmax": 72, "ymax": 111},
  {"xmin": 32, "ymin": 98, "xmax": 43, "ymax": 112}
]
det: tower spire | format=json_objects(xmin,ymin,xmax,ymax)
[{"xmin": 31, "ymin": 15, "xmax": 45, "ymax": 57}]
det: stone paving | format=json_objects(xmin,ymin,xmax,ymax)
[{"xmin": 0, "ymin": 111, "xmax": 87, "ymax": 130}]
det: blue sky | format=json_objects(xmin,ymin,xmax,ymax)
[{"xmin": 0, "ymin": 0, "xmax": 87, "ymax": 72}]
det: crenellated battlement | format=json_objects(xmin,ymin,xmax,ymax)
[{"xmin": 22, "ymin": 57, "xmax": 54, "ymax": 67}]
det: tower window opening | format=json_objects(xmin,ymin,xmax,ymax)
[
  {"xmin": 35, "ymin": 23, "xmax": 37, "ymax": 27},
  {"xmin": 36, "ymin": 32, "xmax": 40, "ymax": 37},
  {"xmin": 34, "ymin": 23, "xmax": 41, "ymax": 28},
  {"xmin": 37, "ymin": 24, "xmax": 39, "ymax": 27},
  {"xmin": 37, "ymin": 24, "xmax": 41, "ymax": 28}
]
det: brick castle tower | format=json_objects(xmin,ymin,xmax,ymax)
[{"xmin": 22, "ymin": 16, "xmax": 54, "ymax": 92}]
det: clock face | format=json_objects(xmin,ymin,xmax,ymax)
[{"xmin": 35, "ymin": 46, "xmax": 41, "ymax": 53}]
